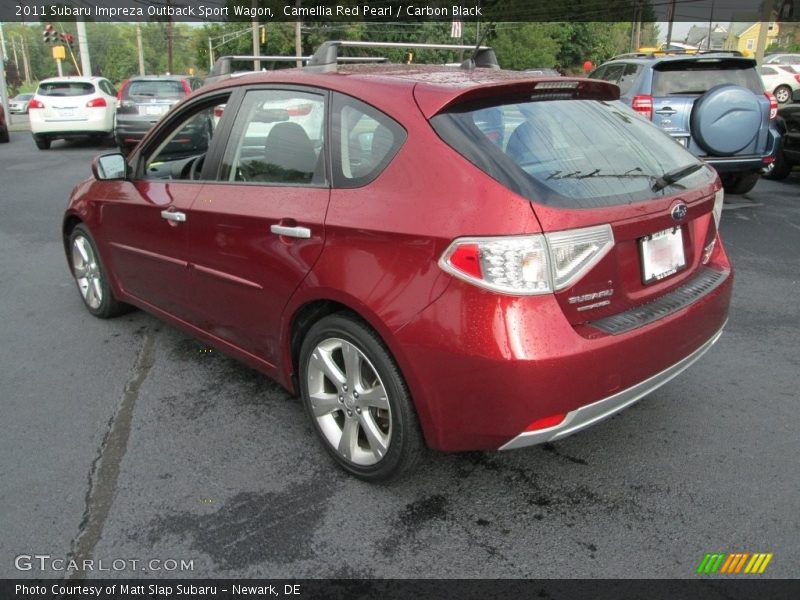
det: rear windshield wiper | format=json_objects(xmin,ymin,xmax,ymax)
[{"xmin": 652, "ymin": 163, "xmax": 703, "ymax": 192}]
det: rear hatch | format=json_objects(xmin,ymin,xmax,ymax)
[
  {"xmin": 119, "ymin": 79, "xmax": 188, "ymax": 119},
  {"xmin": 650, "ymin": 57, "xmax": 769, "ymax": 155},
  {"xmin": 429, "ymin": 84, "xmax": 722, "ymax": 329},
  {"xmin": 36, "ymin": 80, "xmax": 96, "ymax": 122}
]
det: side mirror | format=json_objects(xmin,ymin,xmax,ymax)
[{"xmin": 92, "ymin": 153, "xmax": 127, "ymax": 180}]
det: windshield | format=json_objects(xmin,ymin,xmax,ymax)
[{"xmin": 430, "ymin": 98, "xmax": 714, "ymax": 209}]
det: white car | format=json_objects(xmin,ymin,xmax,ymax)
[
  {"xmin": 759, "ymin": 65, "xmax": 800, "ymax": 104},
  {"xmin": 28, "ymin": 76, "xmax": 117, "ymax": 149},
  {"xmin": 764, "ymin": 53, "xmax": 800, "ymax": 74},
  {"xmin": 9, "ymin": 93, "xmax": 34, "ymax": 114}
]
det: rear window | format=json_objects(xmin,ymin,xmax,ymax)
[
  {"xmin": 38, "ymin": 82, "xmax": 95, "ymax": 97},
  {"xmin": 652, "ymin": 61, "xmax": 763, "ymax": 95},
  {"xmin": 126, "ymin": 80, "xmax": 186, "ymax": 100},
  {"xmin": 430, "ymin": 97, "xmax": 714, "ymax": 209}
]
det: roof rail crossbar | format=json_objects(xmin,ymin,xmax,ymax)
[{"xmin": 306, "ymin": 40, "xmax": 499, "ymax": 72}]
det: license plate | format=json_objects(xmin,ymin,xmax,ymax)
[
  {"xmin": 145, "ymin": 105, "xmax": 166, "ymax": 116},
  {"xmin": 640, "ymin": 227, "xmax": 686, "ymax": 283},
  {"xmin": 57, "ymin": 108, "xmax": 75, "ymax": 118}
]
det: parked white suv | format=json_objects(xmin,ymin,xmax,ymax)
[{"xmin": 29, "ymin": 76, "xmax": 117, "ymax": 149}]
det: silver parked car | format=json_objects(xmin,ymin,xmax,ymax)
[{"xmin": 9, "ymin": 93, "xmax": 34, "ymax": 114}]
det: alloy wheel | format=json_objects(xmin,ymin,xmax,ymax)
[
  {"xmin": 306, "ymin": 337, "xmax": 392, "ymax": 466},
  {"xmin": 71, "ymin": 235, "xmax": 104, "ymax": 310}
]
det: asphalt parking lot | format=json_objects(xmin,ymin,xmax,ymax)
[{"xmin": 1, "ymin": 128, "xmax": 798, "ymax": 579}]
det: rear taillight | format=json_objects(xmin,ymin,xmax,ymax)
[
  {"xmin": 116, "ymin": 79, "xmax": 129, "ymax": 103},
  {"xmin": 439, "ymin": 224, "xmax": 615, "ymax": 295},
  {"xmin": 286, "ymin": 103, "xmax": 313, "ymax": 117},
  {"xmin": 28, "ymin": 99, "xmax": 44, "ymax": 109},
  {"xmin": 631, "ymin": 95, "xmax": 653, "ymax": 120},
  {"xmin": 795, "ymin": 74, "xmax": 800, "ymax": 85},
  {"xmin": 86, "ymin": 97, "xmax": 107, "ymax": 108},
  {"xmin": 182, "ymin": 80, "xmax": 192, "ymax": 95},
  {"xmin": 765, "ymin": 92, "xmax": 778, "ymax": 120}
]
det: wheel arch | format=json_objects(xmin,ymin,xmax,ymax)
[{"xmin": 283, "ymin": 293, "xmax": 437, "ymax": 448}]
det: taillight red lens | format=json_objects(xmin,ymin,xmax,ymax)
[
  {"xmin": 765, "ymin": 92, "xmax": 778, "ymax": 120},
  {"xmin": 286, "ymin": 103, "xmax": 313, "ymax": 117},
  {"xmin": 182, "ymin": 80, "xmax": 192, "ymax": 95},
  {"xmin": 631, "ymin": 94, "xmax": 653, "ymax": 120},
  {"xmin": 86, "ymin": 97, "xmax": 107, "ymax": 108},
  {"xmin": 28, "ymin": 99, "xmax": 44, "ymax": 109},
  {"xmin": 447, "ymin": 244, "xmax": 482, "ymax": 280},
  {"xmin": 116, "ymin": 79, "xmax": 129, "ymax": 103}
]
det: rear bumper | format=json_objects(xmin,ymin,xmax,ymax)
[
  {"xmin": 115, "ymin": 116, "xmax": 160, "ymax": 144},
  {"xmin": 392, "ymin": 254, "xmax": 733, "ymax": 452},
  {"xmin": 500, "ymin": 323, "xmax": 724, "ymax": 450},
  {"xmin": 30, "ymin": 111, "xmax": 113, "ymax": 136}
]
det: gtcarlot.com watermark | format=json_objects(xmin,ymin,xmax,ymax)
[{"xmin": 15, "ymin": 554, "xmax": 194, "ymax": 573}]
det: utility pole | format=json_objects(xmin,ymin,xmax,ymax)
[
  {"xmin": 754, "ymin": 0, "xmax": 776, "ymax": 63},
  {"xmin": 76, "ymin": 21, "xmax": 91, "ymax": 76},
  {"xmin": 252, "ymin": 0, "xmax": 261, "ymax": 71},
  {"xmin": 0, "ymin": 35, "xmax": 10, "ymax": 123},
  {"xmin": 295, "ymin": 0, "xmax": 302, "ymax": 67},
  {"xmin": 20, "ymin": 35, "xmax": 32, "ymax": 83},
  {"xmin": 208, "ymin": 37, "xmax": 214, "ymax": 71},
  {"xmin": 136, "ymin": 23, "xmax": 145, "ymax": 75},
  {"xmin": 666, "ymin": 0, "xmax": 676, "ymax": 47}
]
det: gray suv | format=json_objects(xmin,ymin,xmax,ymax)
[{"xmin": 590, "ymin": 52, "xmax": 780, "ymax": 194}]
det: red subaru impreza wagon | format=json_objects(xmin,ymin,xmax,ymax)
[{"xmin": 63, "ymin": 42, "xmax": 732, "ymax": 481}]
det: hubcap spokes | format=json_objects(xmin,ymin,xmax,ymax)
[
  {"xmin": 307, "ymin": 338, "xmax": 391, "ymax": 466},
  {"xmin": 72, "ymin": 236, "xmax": 103, "ymax": 309}
]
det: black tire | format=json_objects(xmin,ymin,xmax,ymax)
[
  {"xmin": 68, "ymin": 224, "xmax": 130, "ymax": 318},
  {"xmin": 774, "ymin": 85, "xmax": 792, "ymax": 105},
  {"xmin": 763, "ymin": 142, "xmax": 792, "ymax": 181},
  {"xmin": 34, "ymin": 135, "xmax": 50, "ymax": 150},
  {"xmin": 720, "ymin": 171, "xmax": 761, "ymax": 195},
  {"xmin": 0, "ymin": 126, "xmax": 9, "ymax": 143},
  {"xmin": 299, "ymin": 313, "xmax": 425, "ymax": 482}
]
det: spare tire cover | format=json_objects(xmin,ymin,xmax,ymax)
[{"xmin": 691, "ymin": 84, "xmax": 762, "ymax": 156}]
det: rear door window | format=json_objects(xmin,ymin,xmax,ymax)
[
  {"xmin": 220, "ymin": 88, "xmax": 326, "ymax": 185},
  {"xmin": 331, "ymin": 93, "xmax": 406, "ymax": 188},
  {"xmin": 431, "ymin": 97, "xmax": 713, "ymax": 209},
  {"xmin": 38, "ymin": 81, "xmax": 95, "ymax": 96}
]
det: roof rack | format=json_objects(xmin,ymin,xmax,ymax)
[
  {"xmin": 205, "ymin": 54, "xmax": 390, "ymax": 84},
  {"xmin": 306, "ymin": 40, "xmax": 499, "ymax": 72}
]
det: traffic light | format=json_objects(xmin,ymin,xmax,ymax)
[
  {"xmin": 60, "ymin": 32, "xmax": 74, "ymax": 49},
  {"xmin": 43, "ymin": 24, "xmax": 55, "ymax": 45}
]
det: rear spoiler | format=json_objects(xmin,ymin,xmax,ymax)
[
  {"xmin": 414, "ymin": 79, "xmax": 621, "ymax": 120},
  {"xmin": 306, "ymin": 40, "xmax": 499, "ymax": 72}
]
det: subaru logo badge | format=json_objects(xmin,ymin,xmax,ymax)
[{"xmin": 671, "ymin": 203, "xmax": 688, "ymax": 221}]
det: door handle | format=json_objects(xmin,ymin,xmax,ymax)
[
  {"xmin": 160, "ymin": 210, "xmax": 186, "ymax": 223},
  {"xmin": 655, "ymin": 107, "xmax": 677, "ymax": 115},
  {"xmin": 271, "ymin": 224, "xmax": 311, "ymax": 239}
]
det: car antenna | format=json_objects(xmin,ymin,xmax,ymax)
[{"xmin": 462, "ymin": 23, "xmax": 498, "ymax": 70}]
